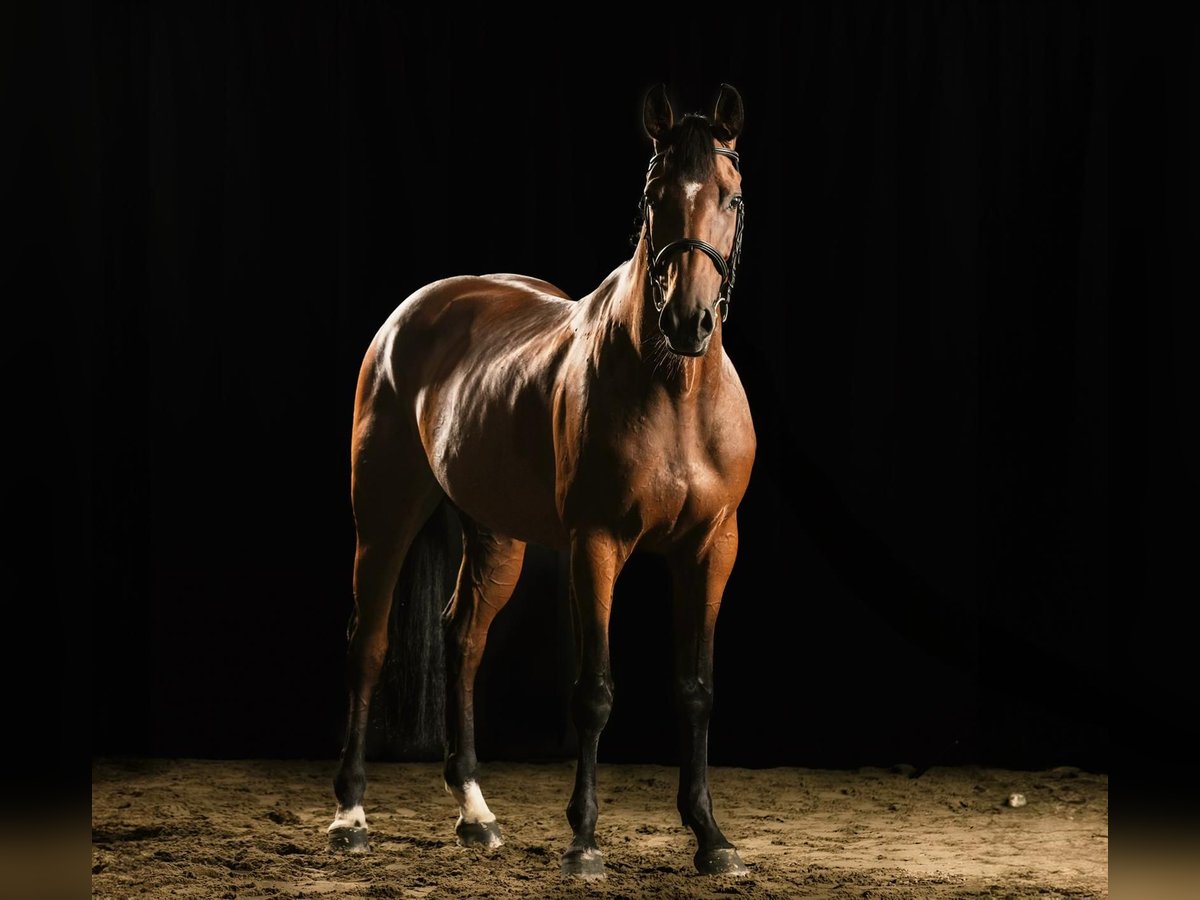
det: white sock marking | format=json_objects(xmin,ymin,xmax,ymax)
[
  {"xmin": 446, "ymin": 779, "xmax": 497, "ymax": 824},
  {"xmin": 327, "ymin": 804, "xmax": 365, "ymax": 832}
]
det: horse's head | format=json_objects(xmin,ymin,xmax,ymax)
[{"xmin": 641, "ymin": 84, "xmax": 745, "ymax": 357}]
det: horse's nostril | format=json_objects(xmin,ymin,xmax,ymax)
[{"xmin": 698, "ymin": 307, "xmax": 715, "ymax": 337}]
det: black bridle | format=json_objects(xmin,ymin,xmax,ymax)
[{"xmin": 639, "ymin": 147, "xmax": 745, "ymax": 323}]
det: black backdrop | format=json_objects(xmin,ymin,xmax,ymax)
[{"xmin": 36, "ymin": 1, "xmax": 1196, "ymax": 776}]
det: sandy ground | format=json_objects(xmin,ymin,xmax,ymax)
[{"xmin": 92, "ymin": 759, "xmax": 1106, "ymax": 898}]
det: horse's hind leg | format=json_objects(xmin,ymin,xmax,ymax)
[
  {"xmin": 328, "ymin": 414, "xmax": 441, "ymax": 852},
  {"xmin": 442, "ymin": 518, "xmax": 526, "ymax": 848}
]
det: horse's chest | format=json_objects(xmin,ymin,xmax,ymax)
[
  {"xmin": 605, "ymin": 421, "xmax": 736, "ymax": 537},
  {"xmin": 636, "ymin": 455, "xmax": 723, "ymax": 529}
]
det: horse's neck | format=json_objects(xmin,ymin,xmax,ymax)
[{"xmin": 585, "ymin": 234, "xmax": 724, "ymax": 402}]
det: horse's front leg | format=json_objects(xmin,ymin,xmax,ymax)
[
  {"xmin": 561, "ymin": 530, "xmax": 629, "ymax": 879},
  {"xmin": 669, "ymin": 513, "xmax": 748, "ymax": 876}
]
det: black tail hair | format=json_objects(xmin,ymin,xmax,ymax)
[{"xmin": 366, "ymin": 500, "xmax": 460, "ymax": 761}]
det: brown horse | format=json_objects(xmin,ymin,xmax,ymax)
[{"xmin": 328, "ymin": 84, "xmax": 756, "ymax": 878}]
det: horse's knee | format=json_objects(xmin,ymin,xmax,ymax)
[
  {"xmin": 571, "ymin": 673, "xmax": 613, "ymax": 734},
  {"xmin": 676, "ymin": 676, "xmax": 713, "ymax": 721}
]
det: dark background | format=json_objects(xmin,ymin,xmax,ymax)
[{"xmin": 27, "ymin": 1, "xmax": 1198, "ymax": 777}]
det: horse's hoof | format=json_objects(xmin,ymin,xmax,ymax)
[
  {"xmin": 695, "ymin": 846, "xmax": 748, "ymax": 876},
  {"xmin": 455, "ymin": 818, "xmax": 503, "ymax": 849},
  {"xmin": 561, "ymin": 845, "xmax": 606, "ymax": 879},
  {"xmin": 327, "ymin": 826, "xmax": 369, "ymax": 853}
]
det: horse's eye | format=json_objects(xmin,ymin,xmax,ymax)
[{"xmin": 729, "ymin": 196, "xmax": 743, "ymax": 210}]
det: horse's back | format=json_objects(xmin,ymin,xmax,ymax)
[{"xmin": 359, "ymin": 273, "xmax": 571, "ymax": 396}]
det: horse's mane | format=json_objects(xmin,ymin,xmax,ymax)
[{"xmin": 660, "ymin": 114, "xmax": 717, "ymax": 182}]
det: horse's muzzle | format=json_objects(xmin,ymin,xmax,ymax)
[{"xmin": 660, "ymin": 301, "xmax": 716, "ymax": 356}]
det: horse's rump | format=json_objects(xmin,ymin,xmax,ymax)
[{"xmin": 358, "ymin": 273, "xmax": 578, "ymax": 548}]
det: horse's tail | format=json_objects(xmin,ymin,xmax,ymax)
[{"xmin": 368, "ymin": 500, "xmax": 460, "ymax": 761}]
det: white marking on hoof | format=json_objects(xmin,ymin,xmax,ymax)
[
  {"xmin": 445, "ymin": 780, "xmax": 496, "ymax": 824},
  {"xmin": 327, "ymin": 804, "xmax": 365, "ymax": 832}
]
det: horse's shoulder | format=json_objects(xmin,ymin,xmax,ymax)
[
  {"xmin": 720, "ymin": 350, "xmax": 747, "ymax": 386},
  {"xmin": 716, "ymin": 352, "xmax": 756, "ymax": 447}
]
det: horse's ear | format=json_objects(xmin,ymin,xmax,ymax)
[
  {"xmin": 643, "ymin": 84, "xmax": 674, "ymax": 146},
  {"xmin": 712, "ymin": 84, "xmax": 744, "ymax": 144}
]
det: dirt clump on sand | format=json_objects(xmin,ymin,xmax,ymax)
[{"xmin": 92, "ymin": 759, "xmax": 1106, "ymax": 898}]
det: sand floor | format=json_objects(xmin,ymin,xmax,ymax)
[{"xmin": 92, "ymin": 759, "xmax": 1106, "ymax": 898}]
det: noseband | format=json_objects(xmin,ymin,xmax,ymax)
[{"xmin": 640, "ymin": 147, "xmax": 745, "ymax": 323}]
